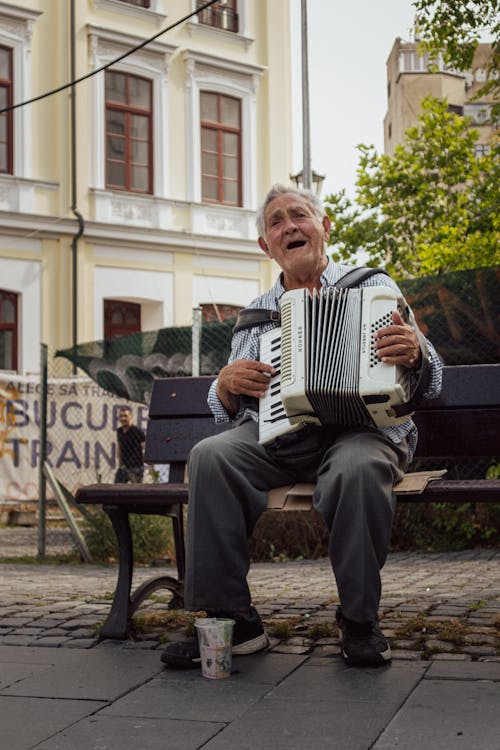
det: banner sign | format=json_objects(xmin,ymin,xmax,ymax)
[{"xmin": 0, "ymin": 376, "xmax": 149, "ymax": 503}]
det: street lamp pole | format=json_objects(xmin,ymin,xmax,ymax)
[{"xmin": 301, "ymin": 0, "xmax": 312, "ymax": 190}]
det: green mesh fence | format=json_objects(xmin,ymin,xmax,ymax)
[
  {"xmin": 55, "ymin": 266, "xmax": 499, "ymax": 406},
  {"xmin": 1, "ymin": 266, "xmax": 498, "ymax": 559}
]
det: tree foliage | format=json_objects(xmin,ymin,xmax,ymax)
[
  {"xmin": 325, "ymin": 97, "xmax": 500, "ymax": 278},
  {"xmin": 412, "ymin": 0, "xmax": 500, "ymax": 112}
]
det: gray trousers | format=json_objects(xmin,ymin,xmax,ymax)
[{"xmin": 184, "ymin": 418, "xmax": 409, "ymax": 623}]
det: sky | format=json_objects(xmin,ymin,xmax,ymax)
[{"xmin": 290, "ymin": 0, "xmax": 417, "ymax": 199}]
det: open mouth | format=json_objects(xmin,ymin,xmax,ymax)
[{"xmin": 287, "ymin": 240, "xmax": 306, "ymax": 250}]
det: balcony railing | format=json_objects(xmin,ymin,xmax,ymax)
[{"xmin": 196, "ymin": 1, "xmax": 239, "ymax": 33}]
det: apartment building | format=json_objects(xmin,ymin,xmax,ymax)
[
  {"xmin": 384, "ymin": 38, "xmax": 496, "ymax": 155},
  {"xmin": 0, "ymin": 0, "xmax": 293, "ymax": 375}
]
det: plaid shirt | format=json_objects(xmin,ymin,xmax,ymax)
[{"xmin": 208, "ymin": 260, "xmax": 443, "ymax": 461}]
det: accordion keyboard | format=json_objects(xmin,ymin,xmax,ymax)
[{"xmin": 258, "ymin": 328, "xmax": 303, "ymax": 445}]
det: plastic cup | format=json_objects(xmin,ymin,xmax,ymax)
[{"xmin": 195, "ymin": 618, "xmax": 235, "ymax": 679}]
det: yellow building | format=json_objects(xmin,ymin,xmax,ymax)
[
  {"xmin": 384, "ymin": 38, "xmax": 496, "ymax": 156},
  {"xmin": 0, "ymin": 0, "xmax": 293, "ymax": 374}
]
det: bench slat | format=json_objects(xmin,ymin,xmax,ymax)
[
  {"xmin": 425, "ymin": 364, "xmax": 500, "ymax": 409},
  {"xmin": 414, "ymin": 408, "xmax": 500, "ymax": 457},
  {"xmin": 145, "ymin": 418, "xmax": 228, "ymax": 463},
  {"xmin": 148, "ymin": 376, "xmax": 215, "ymax": 417}
]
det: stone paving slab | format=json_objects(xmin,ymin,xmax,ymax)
[
  {"xmin": 373, "ymin": 678, "xmax": 500, "ymax": 749},
  {"xmin": 34, "ymin": 715, "xmax": 225, "ymax": 750},
  {"xmin": 0, "ymin": 696, "xmax": 106, "ymax": 750},
  {"xmin": 1, "ymin": 647, "xmax": 162, "ymax": 700}
]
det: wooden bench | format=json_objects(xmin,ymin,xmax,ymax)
[{"xmin": 75, "ymin": 363, "xmax": 500, "ymax": 638}]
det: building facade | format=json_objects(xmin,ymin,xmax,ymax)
[
  {"xmin": 0, "ymin": 0, "xmax": 293, "ymax": 375},
  {"xmin": 384, "ymin": 38, "xmax": 496, "ymax": 156}
]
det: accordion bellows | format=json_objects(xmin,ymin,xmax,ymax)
[{"xmin": 259, "ymin": 286, "xmax": 412, "ymax": 445}]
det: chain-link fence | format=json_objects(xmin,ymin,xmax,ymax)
[{"xmin": 0, "ymin": 266, "xmax": 498, "ymax": 560}]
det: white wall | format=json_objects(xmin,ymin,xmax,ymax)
[{"xmin": 192, "ymin": 274, "xmax": 259, "ymax": 308}]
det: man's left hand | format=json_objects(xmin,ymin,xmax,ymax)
[{"xmin": 374, "ymin": 310, "xmax": 421, "ymax": 369}]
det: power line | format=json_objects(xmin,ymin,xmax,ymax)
[{"xmin": 0, "ymin": 0, "xmax": 219, "ymax": 115}]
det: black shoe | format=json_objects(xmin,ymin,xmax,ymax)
[
  {"xmin": 161, "ymin": 605, "xmax": 269, "ymax": 669},
  {"xmin": 336, "ymin": 607, "xmax": 391, "ymax": 667}
]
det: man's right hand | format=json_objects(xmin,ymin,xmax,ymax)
[{"xmin": 216, "ymin": 359, "xmax": 276, "ymax": 415}]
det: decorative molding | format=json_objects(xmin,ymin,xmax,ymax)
[
  {"xmin": 190, "ymin": 203, "xmax": 256, "ymax": 239},
  {"xmin": 0, "ymin": 174, "xmax": 57, "ymax": 213}
]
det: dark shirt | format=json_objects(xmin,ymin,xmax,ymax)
[{"xmin": 117, "ymin": 424, "xmax": 145, "ymax": 468}]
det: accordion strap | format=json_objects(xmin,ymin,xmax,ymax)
[
  {"xmin": 232, "ymin": 308, "xmax": 280, "ymax": 333},
  {"xmin": 393, "ymin": 312, "xmax": 433, "ymax": 416}
]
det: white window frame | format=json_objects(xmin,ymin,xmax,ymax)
[
  {"xmin": 0, "ymin": 252, "xmax": 42, "ymax": 375},
  {"xmin": 0, "ymin": 2, "xmax": 42, "ymax": 179},
  {"xmin": 88, "ymin": 25, "xmax": 176, "ymax": 198},
  {"xmin": 184, "ymin": 50, "xmax": 263, "ymax": 210}
]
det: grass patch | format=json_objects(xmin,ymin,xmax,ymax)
[
  {"xmin": 393, "ymin": 614, "xmax": 428, "ymax": 639},
  {"xmin": 131, "ymin": 610, "xmax": 201, "ymax": 636},
  {"xmin": 431, "ymin": 619, "xmax": 467, "ymax": 646},
  {"xmin": 267, "ymin": 621, "xmax": 293, "ymax": 639},
  {"xmin": 0, "ymin": 554, "xmax": 84, "ymax": 565},
  {"xmin": 308, "ymin": 622, "xmax": 334, "ymax": 640}
]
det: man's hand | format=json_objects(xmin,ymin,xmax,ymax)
[
  {"xmin": 374, "ymin": 310, "xmax": 421, "ymax": 369},
  {"xmin": 217, "ymin": 359, "xmax": 276, "ymax": 415}
]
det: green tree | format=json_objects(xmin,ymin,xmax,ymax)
[
  {"xmin": 412, "ymin": 0, "xmax": 500, "ymax": 113},
  {"xmin": 326, "ymin": 97, "xmax": 499, "ymax": 278}
]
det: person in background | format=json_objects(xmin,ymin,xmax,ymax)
[
  {"xmin": 162, "ymin": 183, "xmax": 443, "ymax": 670},
  {"xmin": 114, "ymin": 406, "xmax": 145, "ymax": 483}
]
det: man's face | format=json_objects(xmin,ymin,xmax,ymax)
[
  {"xmin": 118, "ymin": 409, "xmax": 131, "ymax": 428},
  {"xmin": 258, "ymin": 193, "xmax": 331, "ymax": 278}
]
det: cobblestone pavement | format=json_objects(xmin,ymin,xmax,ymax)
[{"xmin": 0, "ymin": 526, "xmax": 498, "ymax": 662}]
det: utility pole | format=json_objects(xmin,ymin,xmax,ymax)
[{"xmin": 301, "ymin": 0, "xmax": 312, "ymax": 190}]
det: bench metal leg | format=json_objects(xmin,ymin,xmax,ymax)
[
  {"xmin": 100, "ymin": 506, "xmax": 185, "ymax": 639},
  {"xmin": 169, "ymin": 504, "xmax": 186, "ymax": 582},
  {"xmin": 100, "ymin": 507, "xmax": 134, "ymax": 639}
]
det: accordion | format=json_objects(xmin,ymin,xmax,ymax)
[{"xmin": 258, "ymin": 285, "xmax": 414, "ymax": 445}]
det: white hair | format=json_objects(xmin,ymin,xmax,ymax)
[{"xmin": 255, "ymin": 183, "xmax": 325, "ymax": 238}]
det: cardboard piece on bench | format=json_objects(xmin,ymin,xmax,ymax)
[
  {"xmin": 394, "ymin": 469, "xmax": 447, "ymax": 494},
  {"xmin": 267, "ymin": 470, "xmax": 448, "ymax": 511},
  {"xmin": 267, "ymin": 483, "xmax": 316, "ymax": 511}
]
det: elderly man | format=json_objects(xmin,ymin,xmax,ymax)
[{"xmin": 162, "ymin": 184, "xmax": 443, "ymax": 669}]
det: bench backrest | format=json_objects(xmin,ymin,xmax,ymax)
[{"xmin": 145, "ymin": 365, "xmax": 500, "ymax": 472}]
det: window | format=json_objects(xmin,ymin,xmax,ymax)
[
  {"xmin": 0, "ymin": 46, "xmax": 13, "ymax": 174},
  {"xmin": 196, "ymin": 0, "xmax": 238, "ymax": 32},
  {"xmin": 105, "ymin": 70, "xmax": 153, "ymax": 193},
  {"xmin": 200, "ymin": 302, "xmax": 242, "ymax": 323},
  {"xmin": 474, "ymin": 143, "xmax": 491, "ymax": 158},
  {"xmin": 0, "ymin": 290, "xmax": 18, "ymax": 371},
  {"xmin": 201, "ymin": 92, "xmax": 241, "ymax": 206},
  {"xmin": 464, "ymin": 103, "xmax": 491, "ymax": 125},
  {"xmin": 104, "ymin": 300, "xmax": 141, "ymax": 339}
]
